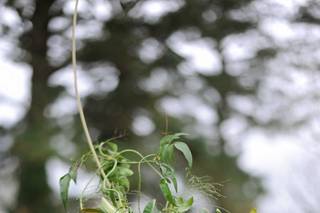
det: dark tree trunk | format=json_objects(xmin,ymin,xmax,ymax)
[{"xmin": 12, "ymin": 0, "xmax": 59, "ymax": 212}]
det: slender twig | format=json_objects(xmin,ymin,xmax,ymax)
[
  {"xmin": 72, "ymin": 0, "xmax": 109, "ymax": 185},
  {"xmin": 165, "ymin": 113, "xmax": 168, "ymax": 135}
]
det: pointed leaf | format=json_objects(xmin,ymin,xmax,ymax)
[
  {"xmin": 160, "ymin": 133, "xmax": 188, "ymax": 146},
  {"xmin": 176, "ymin": 197, "xmax": 193, "ymax": 212},
  {"xmin": 174, "ymin": 142, "xmax": 193, "ymax": 168},
  {"xmin": 172, "ymin": 175, "xmax": 178, "ymax": 192},
  {"xmin": 160, "ymin": 179, "xmax": 175, "ymax": 205},
  {"xmin": 143, "ymin": 199, "xmax": 157, "ymax": 213},
  {"xmin": 160, "ymin": 164, "xmax": 177, "ymax": 192},
  {"xmin": 59, "ymin": 174, "xmax": 71, "ymax": 210},
  {"xmin": 69, "ymin": 160, "xmax": 81, "ymax": 183}
]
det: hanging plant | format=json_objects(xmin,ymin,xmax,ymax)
[{"xmin": 59, "ymin": 1, "xmax": 256, "ymax": 213}]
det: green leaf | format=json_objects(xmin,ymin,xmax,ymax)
[
  {"xmin": 143, "ymin": 199, "xmax": 157, "ymax": 213},
  {"xmin": 171, "ymin": 176, "xmax": 178, "ymax": 193},
  {"xmin": 118, "ymin": 167, "xmax": 134, "ymax": 177},
  {"xmin": 160, "ymin": 144, "xmax": 174, "ymax": 164},
  {"xmin": 176, "ymin": 197, "xmax": 193, "ymax": 212},
  {"xmin": 59, "ymin": 174, "xmax": 72, "ymax": 210},
  {"xmin": 174, "ymin": 142, "xmax": 193, "ymax": 168},
  {"xmin": 60, "ymin": 155, "xmax": 88, "ymax": 210},
  {"xmin": 216, "ymin": 208, "xmax": 222, "ymax": 213},
  {"xmin": 160, "ymin": 179, "xmax": 175, "ymax": 205},
  {"xmin": 160, "ymin": 133, "xmax": 188, "ymax": 146},
  {"xmin": 69, "ymin": 154, "xmax": 90, "ymax": 183},
  {"xmin": 118, "ymin": 176, "xmax": 130, "ymax": 191},
  {"xmin": 160, "ymin": 164, "xmax": 177, "ymax": 192},
  {"xmin": 250, "ymin": 208, "xmax": 257, "ymax": 213},
  {"xmin": 106, "ymin": 141, "xmax": 118, "ymax": 153},
  {"xmin": 99, "ymin": 197, "xmax": 117, "ymax": 213},
  {"xmin": 69, "ymin": 160, "xmax": 81, "ymax": 183},
  {"xmin": 100, "ymin": 140, "xmax": 118, "ymax": 154}
]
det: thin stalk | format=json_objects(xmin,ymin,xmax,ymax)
[
  {"xmin": 80, "ymin": 174, "xmax": 97, "ymax": 209},
  {"xmin": 105, "ymin": 159, "xmax": 118, "ymax": 178},
  {"xmin": 136, "ymin": 154, "xmax": 156, "ymax": 213},
  {"xmin": 116, "ymin": 150, "xmax": 164, "ymax": 178},
  {"xmin": 165, "ymin": 113, "xmax": 168, "ymax": 135},
  {"xmin": 72, "ymin": 0, "xmax": 109, "ymax": 185}
]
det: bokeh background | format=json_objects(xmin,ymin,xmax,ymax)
[{"xmin": 1, "ymin": 0, "xmax": 320, "ymax": 212}]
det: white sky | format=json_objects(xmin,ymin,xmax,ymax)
[{"xmin": 0, "ymin": 54, "xmax": 31, "ymax": 127}]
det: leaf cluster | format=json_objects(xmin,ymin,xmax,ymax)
[
  {"xmin": 60, "ymin": 133, "xmax": 201, "ymax": 213},
  {"xmin": 60, "ymin": 133, "xmax": 257, "ymax": 213}
]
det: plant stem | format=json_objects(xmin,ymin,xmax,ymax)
[{"xmin": 72, "ymin": 0, "xmax": 109, "ymax": 186}]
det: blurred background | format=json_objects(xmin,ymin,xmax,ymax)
[{"xmin": 1, "ymin": 0, "xmax": 320, "ymax": 212}]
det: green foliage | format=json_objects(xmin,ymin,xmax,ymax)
[
  {"xmin": 143, "ymin": 200, "xmax": 158, "ymax": 213},
  {"xmin": 250, "ymin": 208, "xmax": 257, "ymax": 213},
  {"xmin": 216, "ymin": 208, "xmax": 222, "ymax": 213},
  {"xmin": 159, "ymin": 133, "xmax": 191, "ymax": 166},
  {"xmin": 59, "ymin": 133, "xmax": 222, "ymax": 212},
  {"xmin": 59, "ymin": 154, "xmax": 89, "ymax": 210},
  {"xmin": 59, "ymin": 174, "xmax": 71, "ymax": 210},
  {"xmin": 174, "ymin": 142, "xmax": 192, "ymax": 168},
  {"xmin": 159, "ymin": 178, "xmax": 175, "ymax": 205}
]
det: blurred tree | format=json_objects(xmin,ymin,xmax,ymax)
[
  {"xmin": 2, "ymin": 0, "xmax": 68, "ymax": 212},
  {"xmin": 0, "ymin": 0, "xmax": 290, "ymax": 212}
]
